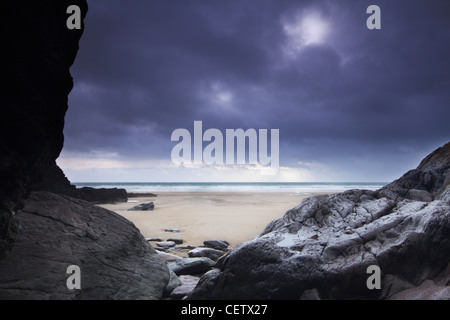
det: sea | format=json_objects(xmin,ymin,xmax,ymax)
[{"xmin": 72, "ymin": 182, "xmax": 388, "ymax": 194}]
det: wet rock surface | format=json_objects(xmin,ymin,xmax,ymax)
[{"xmin": 0, "ymin": 192, "xmax": 169, "ymax": 299}]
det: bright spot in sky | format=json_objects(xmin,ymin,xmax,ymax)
[
  {"xmin": 283, "ymin": 11, "xmax": 330, "ymax": 54},
  {"xmin": 210, "ymin": 83, "xmax": 234, "ymax": 109}
]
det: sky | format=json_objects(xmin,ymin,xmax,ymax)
[{"xmin": 58, "ymin": 0, "xmax": 450, "ymax": 183}]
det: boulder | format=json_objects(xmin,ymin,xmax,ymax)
[
  {"xmin": 169, "ymin": 257, "xmax": 216, "ymax": 276},
  {"xmin": 167, "ymin": 238, "xmax": 184, "ymax": 244},
  {"xmin": 188, "ymin": 247, "xmax": 225, "ymax": 261},
  {"xmin": 157, "ymin": 251, "xmax": 183, "ymax": 263},
  {"xmin": 203, "ymin": 240, "xmax": 229, "ymax": 250},
  {"xmin": 164, "ymin": 271, "xmax": 182, "ymax": 297},
  {"xmin": 170, "ymin": 275, "xmax": 200, "ymax": 299},
  {"xmin": 146, "ymin": 238, "xmax": 162, "ymax": 242},
  {"xmin": 157, "ymin": 241, "xmax": 176, "ymax": 248},
  {"xmin": 0, "ymin": 192, "xmax": 169, "ymax": 299},
  {"xmin": 188, "ymin": 142, "xmax": 450, "ymax": 300},
  {"xmin": 128, "ymin": 202, "xmax": 155, "ymax": 211}
]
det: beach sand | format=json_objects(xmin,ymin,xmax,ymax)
[{"xmin": 99, "ymin": 192, "xmax": 328, "ymax": 248}]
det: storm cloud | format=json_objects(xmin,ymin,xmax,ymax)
[{"xmin": 61, "ymin": 0, "xmax": 450, "ymax": 182}]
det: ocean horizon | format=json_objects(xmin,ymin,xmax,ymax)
[{"xmin": 72, "ymin": 182, "xmax": 388, "ymax": 194}]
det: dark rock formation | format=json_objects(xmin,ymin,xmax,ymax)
[
  {"xmin": 32, "ymin": 161, "xmax": 128, "ymax": 203},
  {"xmin": 169, "ymin": 257, "xmax": 216, "ymax": 276},
  {"xmin": 167, "ymin": 238, "xmax": 184, "ymax": 244},
  {"xmin": 169, "ymin": 275, "xmax": 200, "ymax": 299},
  {"xmin": 0, "ymin": 192, "xmax": 169, "ymax": 299},
  {"xmin": 164, "ymin": 271, "xmax": 182, "ymax": 296},
  {"xmin": 203, "ymin": 240, "xmax": 229, "ymax": 250},
  {"xmin": 128, "ymin": 193, "xmax": 157, "ymax": 198},
  {"xmin": 0, "ymin": 1, "xmax": 170, "ymax": 300},
  {"xmin": 188, "ymin": 247, "xmax": 225, "ymax": 261},
  {"xmin": 157, "ymin": 241, "xmax": 177, "ymax": 248},
  {"xmin": 0, "ymin": 1, "xmax": 87, "ymax": 256},
  {"xmin": 128, "ymin": 202, "xmax": 155, "ymax": 211},
  {"xmin": 188, "ymin": 142, "xmax": 450, "ymax": 300},
  {"xmin": 75, "ymin": 187, "xmax": 128, "ymax": 203}
]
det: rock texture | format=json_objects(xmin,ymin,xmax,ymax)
[
  {"xmin": 0, "ymin": 192, "xmax": 169, "ymax": 299},
  {"xmin": 0, "ymin": 1, "xmax": 87, "ymax": 256},
  {"xmin": 128, "ymin": 202, "xmax": 155, "ymax": 211},
  {"xmin": 169, "ymin": 275, "xmax": 201, "ymax": 299},
  {"xmin": 189, "ymin": 142, "xmax": 450, "ymax": 300},
  {"xmin": 169, "ymin": 257, "xmax": 216, "ymax": 276},
  {"xmin": 188, "ymin": 247, "xmax": 225, "ymax": 261},
  {"xmin": 203, "ymin": 240, "xmax": 230, "ymax": 250}
]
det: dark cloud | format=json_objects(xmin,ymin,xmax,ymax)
[{"xmin": 64, "ymin": 0, "xmax": 450, "ymax": 180}]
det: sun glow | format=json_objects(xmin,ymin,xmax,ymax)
[{"xmin": 283, "ymin": 11, "xmax": 330, "ymax": 54}]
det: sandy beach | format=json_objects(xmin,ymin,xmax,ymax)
[{"xmin": 99, "ymin": 192, "xmax": 328, "ymax": 248}]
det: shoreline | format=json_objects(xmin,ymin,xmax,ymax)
[{"xmin": 98, "ymin": 191, "xmax": 332, "ymax": 249}]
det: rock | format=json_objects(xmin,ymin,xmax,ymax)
[
  {"xmin": 157, "ymin": 241, "xmax": 176, "ymax": 248},
  {"xmin": 300, "ymin": 288, "xmax": 321, "ymax": 300},
  {"xmin": 170, "ymin": 275, "xmax": 200, "ymax": 299},
  {"xmin": 128, "ymin": 202, "xmax": 154, "ymax": 211},
  {"xmin": 32, "ymin": 162, "xmax": 128, "ymax": 204},
  {"xmin": 407, "ymin": 189, "xmax": 433, "ymax": 202},
  {"xmin": 127, "ymin": 193, "xmax": 157, "ymax": 198},
  {"xmin": 0, "ymin": 0, "xmax": 166, "ymax": 300},
  {"xmin": 146, "ymin": 238, "xmax": 162, "ymax": 242},
  {"xmin": 165, "ymin": 228, "xmax": 181, "ymax": 233},
  {"xmin": 75, "ymin": 187, "xmax": 128, "ymax": 204},
  {"xmin": 188, "ymin": 247, "xmax": 225, "ymax": 261},
  {"xmin": 380, "ymin": 275, "xmax": 415, "ymax": 299},
  {"xmin": 157, "ymin": 251, "xmax": 183, "ymax": 263},
  {"xmin": 164, "ymin": 271, "xmax": 182, "ymax": 297},
  {"xmin": 388, "ymin": 262, "xmax": 450, "ymax": 300},
  {"xmin": 177, "ymin": 245, "xmax": 197, "ymax": 250},
  {"xmin": 203, "ymin": 240, "xmax": 229, "ymax": 250},
  {"xmin": 167, "ymin": 238, "xmax": 184, "ymax": 244},
  {"xmin": 389, "ymin": 280, "xmax": 450, "ymax": 300},
  {"xmin": 169, "ymin": 257, "xmax": 216, "ymax": 276},
  {"xmin": 0, "ymin": 0, "xmax": 87, "ymax": 257},
  {"xmin": 0, "ymin": 192, "xmax": 169, "ymax": 299},
  {"xmin": 188, "ymin": 142, "xmax": 450, "ymax": 300}
]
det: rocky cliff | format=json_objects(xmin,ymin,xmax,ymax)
[
  {"xmin": 0, "ymin": 1, "xmax": 169, "ymax": 299},
  {"xmin": 189, "ymin": 142, "xmax": 450, "ymax": 300},
  {"xmin": 32, "ymin": 160, "xmax": 128, "ymax": 203},
  {"xmin": 0, "ymin": 0, "xmax": 87, "ymax": 256}
]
